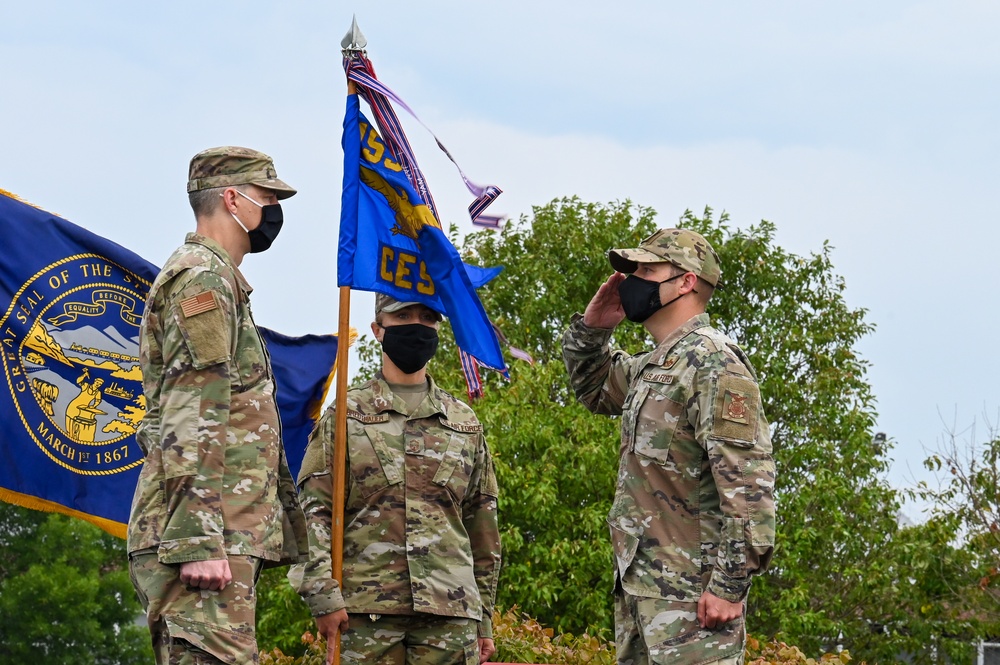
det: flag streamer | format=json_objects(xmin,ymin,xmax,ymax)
[
  {"xmin": 338, "ymin": 62, "xmax": 508, "ymax": 376},
  {"xmin": 344, "ymin": 55, "xmax": 503, "ymax": 225}
]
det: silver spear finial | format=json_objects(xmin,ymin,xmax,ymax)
[{"xmin": 341, "ymin": 15, "xmax": 367, "ymax": 55}]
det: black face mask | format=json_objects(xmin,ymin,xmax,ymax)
[
  {"xmin": 246, "ymin": 204, "xmax": 283, "ymax": 253},
  {"xmin": 380, "ymin": 323, "xmax": 439, "ymax": 374},
  {"xmin": 229, "ymin": 190, "xmax": 285, "ymax": 254},
  {"xmin": 618, "ymin": 273, "xmax": 686, "ymax": 323}
]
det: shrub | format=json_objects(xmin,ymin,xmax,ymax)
[
  {"xmin": 491, "ymin": 606, "xmax": 615, "ymax": 664},
  {"xmin": 259, "ymin": 607, "xmax": 615, "ymax": 665},
  {"xmin": 746, "ymin": 635, "xmax": 864, "ymax": 665},
  {"xmin": 258, "ymin": 611, "xmax": 864, "ymax": 665}
]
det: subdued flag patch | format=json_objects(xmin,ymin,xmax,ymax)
[{"xmin": 179, "ymin": 292, "xmax": 217, "ymax": 318}]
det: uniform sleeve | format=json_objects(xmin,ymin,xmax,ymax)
[
  {"xmin": 691, "ymin": 360, "xmax": 776, "ymax": 602},
  {"xmin": 155, "ymin": 268, "xmax": 237, "ymax": 564},
  {"xmin": 287, "ymin": 412, "xmax": 346, "ymax": 617},
  {"xmin": 561, "ymin": 313, "xmax": 634, "ymax": 416},
  {"xmin": 462, "ymin": 432, "xmax": 501, "ymax": 639}
]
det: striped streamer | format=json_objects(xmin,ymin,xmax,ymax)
[
  {"xmin": 344, "ymin": 54, "xmax": 503, "ymax": 224},
  {"xmin": 459, "ymin": 350, "xmax": 483, "ymax": 401}
]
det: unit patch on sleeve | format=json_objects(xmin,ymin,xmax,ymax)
[
  {"xmin": 723, "ymin": 389, "xmax": 750, "ymax": 424},
  {"xmin": 179, "ymin": 291, "xmax": 218, "ymax": 318},
  {"xmin": 712, "ymin": 373, "xmax": 759, "ymax": 443}
]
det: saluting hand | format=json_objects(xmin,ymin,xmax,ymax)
[{"xmin": 583, "ymin": 272, "xmax": 627, "ymax": 329}]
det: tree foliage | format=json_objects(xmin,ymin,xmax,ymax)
[
  {"xmin": 256, "ymin": 566, "xmax": 316, "ymax": 657},
  {"xmin": 303, "ymin": 197, "xmax": 982, "ymax": 662},
  {"xmin": 913, "ymin": 424, "xmax": 1000, "ymax": 652},
  {"xmin": 428, "ymin": 197, "xmax": 939, "ymax": 661},
  {"xmin": 0, "ymin": 503, "xmax": 151, "ymax": 664}
]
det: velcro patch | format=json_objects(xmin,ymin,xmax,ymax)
[
  {"xmin": 642, "ymin": 371, "xmax": 674, "ymax": 384},
  {"xmin": 441, "ymin": 418, "xmax": 484, "ymax": 433},
  {"xmin": 347, "ymin": 410, "xmax": 391, "ymax": 424},
  {"xmin": 662, "ymin": 356, "xmax": 679, "ymax": 369},
  {"xmin": 179, "ymin": 291, "xmax": 218, "ymax": 318},
  {"xmin": 176, "ymin": 303, "xmax": 229, "ymax": 368},
  {"xmin": 713, "ymin": 373, "xmax": 759, "ymax": 443}
]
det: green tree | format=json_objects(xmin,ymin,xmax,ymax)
[
  {"xmin": 912, "ymin": 427, "xmax": 1000, "ymax": 655},
  {"xmin": 423, "ymin": 198, "xmax": 908, "ymax": 660},
  {"xmin": 0, "ymin": 503, "xmax": 151, "ymax": 664},
  {"xmin": 257, "ymin": 566, "xmax": 316, "ymax": 657},
  {"xmin": 270, "ymin": 197, "xmax": 957, "ymax": 663}
]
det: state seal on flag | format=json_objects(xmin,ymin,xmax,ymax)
[{"xmin": 0, "ymin": 254, "xmax": 151, "ymax": 475}]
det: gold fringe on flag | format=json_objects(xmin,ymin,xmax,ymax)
[
  {"xmin": 0, "ymin": 487, "xmax": 127, "ymax": 538},
  {"xmin": 312, "ymin": 327, "xmax": 358, "ymax": 424}
]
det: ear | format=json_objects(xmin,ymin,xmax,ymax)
[
  {"xmin": 679, "ymin": 272, "xmax": 699, "ymax": 295},
  {"xmin": 221, "ymin": 187, "xmax": 239, "ymax": 214},
  {"xmin": 371, "ymin": 320, "xmax": 383, "ymax": 342}
]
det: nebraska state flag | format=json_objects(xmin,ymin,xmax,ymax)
[{"xmin": 0, "ymin": 190, "xmax": 339, "ymax": 537}]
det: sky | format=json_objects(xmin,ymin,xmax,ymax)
[{"xmin": 3, "ymin": 1, "xmax": 998, "ymax": 519}]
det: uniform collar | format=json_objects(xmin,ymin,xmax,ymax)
[
  {"xmin": 647, "ymin": 313, "xmax": 711, "ymax": 365},
  {"xmin": 184, "ymin": 232, "xmax": 253, "ymax": 294},
  {"xmin": 372, "ymin": 372, "xmax": 448, "ymax": 418}
]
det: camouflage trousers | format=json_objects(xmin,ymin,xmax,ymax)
[
  {"xmin": 341, "ymin": 613, "xmax": 479, "ymax": 665},
  {"xmin": 129, "ymin": 550, "xmax": 263, "ymax": 665},
  {"xmin": 614, "ymin": 591, "xmax": 745, "ymax": 665}
]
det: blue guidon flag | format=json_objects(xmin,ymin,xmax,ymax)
[
  {"xmin": 0, "ymin": 190, "xmax": 340, "ymax": 537},
  {"xmin": 340, "ymin": 54, "xmax": 508, "ymax": 389}
]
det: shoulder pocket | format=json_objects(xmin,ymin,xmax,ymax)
[
  {"xmin": 173, "ymin": 296, "xmax": 230, "ymax": 369},
  {"xmin": 712, "ymin": 373, "xmax": 760, "ymax": 445}
]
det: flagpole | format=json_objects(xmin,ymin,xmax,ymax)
[
  {"xmin": 332, "ymin": 19, "xmax": 366, "ymax": 665},
  {"xmin": 330, "ymin": 282, "xmax": 350, "ymax": 665}
]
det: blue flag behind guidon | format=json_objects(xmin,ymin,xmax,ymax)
[
  {"xmin": 338, "ymin": 94, "xmax": 505, "ymax": 371},
  {"xmin": 0, "ymin": 191, "xmax": 340, "ymax": 537}
]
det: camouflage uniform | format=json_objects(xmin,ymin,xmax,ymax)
[
  {"xmin": 562, "ymin": 229, "xmax": 776, "ymax": 665},
  {"xmin": 127, "ymin": 147, "xmax": 307, "ymax": 665},
  {"xmin": 288, "ymin": 373, "xmax": 501, "ymax": 665}
]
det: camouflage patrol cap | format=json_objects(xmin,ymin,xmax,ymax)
[
  {"xmin": 375, "ymin": 294, "xmax": 443, "ymax": 321},
  {"xmin": 608, "ymin": 228, "xmax": 722, "ymax": 287},
  {"xmin": 187, "ymin": 146, "xmax": 297, "ymax": 200}
]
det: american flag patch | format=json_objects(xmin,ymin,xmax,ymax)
[{"xmin": 179, "ymin": 292, "xmax": 217, "ymax": 318}]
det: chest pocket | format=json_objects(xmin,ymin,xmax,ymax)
[
  {"xmin": 430, "ymin": 419, "xmax": 481, "ymax": 504},
  {"xmin": 234, "ymin": 299, "xmax": 269, "ymax": 392},
  {"xmin": 628, "ymin": 372, "xmax": 685, "ymax": 465},
  {"xmin": 348, "ymin": 413, "xmax": 402, "ymax": 499}
]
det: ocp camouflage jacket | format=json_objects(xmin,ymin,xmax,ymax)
[
  {"xmin": 127, "ymin": 233, "xmax": 308, "ymax": 567},
  {"xmin": 562, "ymin": 313, "xmax": 776, "ymax": 604},
  {"xmin": 288, "ymin": 374, "xmax": 501, "ymax": 638}
]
